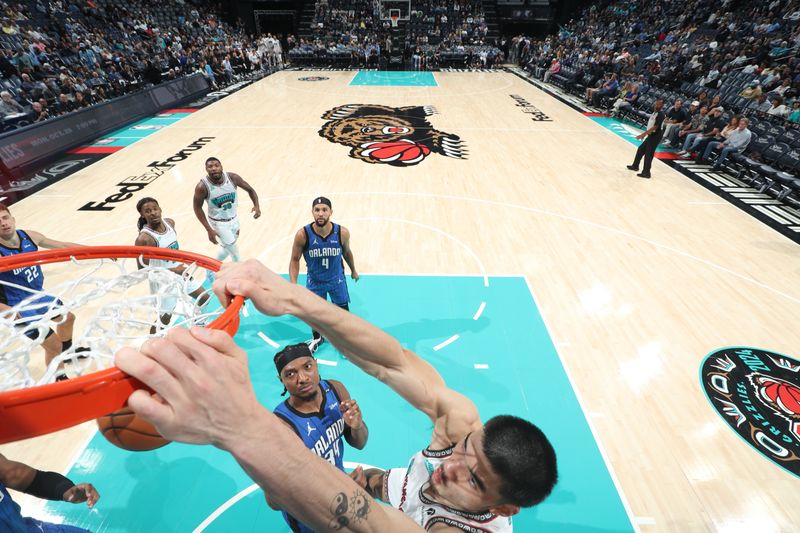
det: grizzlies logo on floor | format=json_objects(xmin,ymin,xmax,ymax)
[{"xmin": 318, "ymin": 104, "xmax": 467, "ymax": 167}]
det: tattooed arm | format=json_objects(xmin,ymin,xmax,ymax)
[
  {"xmin": 349, "ymin": 467, "xmax": 389, "ymax": 503},
  {"xmin": 117, "ymin": 327, "xmax": 421, "ymax": 533}
]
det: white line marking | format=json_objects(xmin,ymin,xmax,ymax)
[
  {"xmin": 474, "ymin": 363, "xmax": 489, "ymax": 369},
  {"xmin": 364, "ymin": 272, "xmax": 519, "ymax": 278},
  {"xmin": 194, "ymin": 461, "xmax": 381, "ymax": 532},
  {"xmin": 192, "ymin": 484, "xmax": 261, "ymax": 532},
  {"xmin": 433, "ymin": 334, "xmax": 460, "ymax": 351},
  {"xmin": 257, "ymin": 331, "xmax": 279, "ymax": 348},
  {"xmin": 317, "ymin": 358, "xmax": 338, "ymax": 366},
  {"xmin": 339, "ymin": 217, "xmax": 490, "ymax": 288},
  {"xmin": 80, "ymin": 191, "xmax": 800, "ymax": 305},
  {"xmin": 523, "ymin": 276, "xmax": 640, "ymax": 531},
  {"xmin": 472, "ymin": 301, "xmax": 486, "ymax": 320}
]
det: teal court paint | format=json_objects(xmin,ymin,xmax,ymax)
[
  {"xmin": 89, "ymin": 112, "xmax": 194, "ymax": 148},
  {"xmin": 350, "ymin": 71, "xmax": 438, "ymax": 87},
  {"xmin": 48, "ymin": 275, "xmax": 632, "ymax": 532}
]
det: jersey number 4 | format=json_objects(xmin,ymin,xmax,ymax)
[{"xmin": 321, "ymin": 258, "xmax": 329, "ymax": 269}]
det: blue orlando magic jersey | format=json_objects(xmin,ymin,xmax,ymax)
[
  {"xmin": 274, "ymin": 380, "xmax": 346, "ymax": 533},
  {"xmin": 302, "ymin": 223, "xmax": 345, "ymax": 286},
  {"xmin": 0, "ymin": 230, "xmax": 52, "ymax": 320},
  {"xmin": 0, "ymin": 481, "xmax": 27, "ymax": 533},
  {"xmin": 273, "ymin": 379, "xmax": 346, "ymax": 468}
]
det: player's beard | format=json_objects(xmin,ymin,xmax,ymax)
[{"xmin": 296, "ymin": 384, "xmax": 320, "ymax": 402}]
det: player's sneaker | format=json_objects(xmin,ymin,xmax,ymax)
[
  {"xmin": 306, "ymin": 337, "xmax": 325, "ymax": 354},
  {"xmin": 74, "ymin": 346, "xmax": 91, "ymax": 360}
]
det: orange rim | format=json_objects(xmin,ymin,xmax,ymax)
[{"xmin": 0, "ymin": 246, "xmax": 244, "ymax": 444}]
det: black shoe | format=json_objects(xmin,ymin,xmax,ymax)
[
  {"xmin": 306, "ymin": 337, "xmax": 325, "ymax": 354},
  {"xmin": 626, "ymin": 165, "xmax": 639, "ymax": 171},
  {"xmin": 637, "ymin": 172, "xmax": 651, "ymax": 179},
  {"xmin": 55, "ymin": 373, "xmax": 69, "ymax": 382}
]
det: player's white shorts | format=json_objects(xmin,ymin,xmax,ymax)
[
  {"xmin": 150, "ymin": 274, "xmax": 204, "ymax": 315},
  {"xmin": 210, "ymin": 216, "xmax": 240, "ymax": 246}
]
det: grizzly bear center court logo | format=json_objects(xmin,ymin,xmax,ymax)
[
  {"xmin": 701, "ymin": 347, "xmax": 800, "ymax": 477},
  {"xmin": 318, "ymin": 104, "xmax": 467, "ymax": 166}
]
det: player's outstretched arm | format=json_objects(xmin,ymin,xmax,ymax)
[
  {"xmin": 116, "ymin": 327, "xmax": 421, "ymax": 533},
  {"xmin": 214, "ymin": 260, "xmax": 481, "ymax": 440},
  {"xmin": 193, "ymin": 182, "xmax": 218, "ymax": 244},
  {"xmin": 288, "ymin": 229, "xmax": 305, "ymax": 284},
  {"xmin": 341, "ymin": 226, "xmax": 359, "ymax": 281},
  {"xmin": 26, "ymin": 230, "xmax": 83, "ymax": 249},
  {"xmin": 230, "ymin": 173, "xmax": 261, "ymax": 219},
  {"xmin": 0, "ymin": 453, "xmax": 98, "ymax": 507}
]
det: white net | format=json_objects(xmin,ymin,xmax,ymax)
[{"xmin": 0, "ymin": 254, "xmax": 221, "ymax": 392}]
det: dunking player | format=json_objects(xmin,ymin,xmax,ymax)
[
  {"xmin": 0, "ymin": 452, "xmax": 99, "ymax": 533},
  {"xmin": 289, "ymin": 197, "xmax": 358, "ymax": 353},
  {"xmin": 0, "ymin": 203, "xmax": 83, "ymax": 375},
  {"xmin": 193, "ymin": 157, "xmax": 260, "ymax": 266},
  {"xmin": 117, "ymin": 259, "xmax": 558, "ymax": 532},
  {"xmin": 271, "ymin": 342, "xmax": 368, "ymax": 532},
  {"xmin": 135, "ymin": 197, "xmax": 208, "ymax": 332}
]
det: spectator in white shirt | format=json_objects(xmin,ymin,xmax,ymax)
[
  {"xmin": 700, "ymin": 117, "xmax": 752, "ymax": 169},
  {"xmin": 767, "ymin": 96, "xmax": 789, "ymax": 117}
]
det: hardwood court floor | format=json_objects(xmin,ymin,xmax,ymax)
[{"xmin": 5, "ymin": 70, "xmax": 800, "ymax": 531}]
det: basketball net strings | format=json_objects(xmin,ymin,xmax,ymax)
[{"xmin": 0, "ymin": 256, "xmax": 219, "ymax": 391}]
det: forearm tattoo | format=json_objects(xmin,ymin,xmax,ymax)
[
  {"xmin": 328, "ymin": 490, "xmax": 371, "ymax": 530},
  {"xmin": 363, "ymin": 469, "xmax": 388, "ymax": 502}
]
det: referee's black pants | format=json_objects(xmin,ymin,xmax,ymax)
[{"xmin": 632, "ymin": 129, "xmax": 663, "ymax": 174}]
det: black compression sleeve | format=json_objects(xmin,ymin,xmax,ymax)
[{"xmin": 25, "ymin": 470, "xmax": 75, "ymax": 501}]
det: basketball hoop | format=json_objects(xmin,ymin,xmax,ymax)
[
  {"xmin": 390, "ymin": 14, "xmax": 399, "ymax": 28},
  {"xmin": 0, "ymin": 246, "xmax": 244, "ymax": 444}
]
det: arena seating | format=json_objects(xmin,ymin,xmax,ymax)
[
  {"xmin": 514, "ymin": 0, "xmax": 800, "ymax": 205},
  {"xmin": 0, "ymin": 0, "xmax": 272, "ymax": 133}
]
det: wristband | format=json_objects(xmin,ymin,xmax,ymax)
[{"xmin": 25, "ymin": 470, "xmax": 75, "ymax": 501}]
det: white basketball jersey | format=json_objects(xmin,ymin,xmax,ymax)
[
  {"xmin": 139, "ymin": 219, "xmax": 179, "ymax": 268},
  {"xmin": 201, "ymin": 172, "xmax": 238, "ymax": 221},
  {"xmin": 387, "ymin": 448, "xmax": 513, "ymax": 532}
]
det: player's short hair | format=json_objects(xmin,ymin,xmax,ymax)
[
  {"xmin": 482, "ymin": 415, "xmax": 557, "ymax": 507},
  {"xmin": 135, "ymin": 197, "xmax": 159, "ymax": 230},
  {"xmin": 205, "ymin": 157, "xmax": 221, "ymax": 165},
  {"xmin": 0, "ymin": 203, "xmax": 9, "ymax": 214}
]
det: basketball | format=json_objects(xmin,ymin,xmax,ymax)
[{"xmin": 96, "ymin": 408, "xmax": 170, "ymax": 452}]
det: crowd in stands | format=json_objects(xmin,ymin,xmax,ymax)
[
  {"xmin": 287, "ymin": 0, "xmax": 503, "ymax": 69},
  {"xmin": 288, "ymin": 0, "xmax": 389, "ymax": 67},
  {"xmin": 514, "ymin": 0, "xmax": 800, "ymax": 201},
  {"xmin": 0, "ymin": 0, "xmax": 278, "ymax": 131},
  {"xmin": 516, "ymin": 0, "xmax": 800, "ymax": 120}
]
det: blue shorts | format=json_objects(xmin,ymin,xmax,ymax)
[
  {"xmin": 306, "ymin": 278, "xmax": 350, "ymax": 306},
  {"xmin": 25, "ymin": 517, "xmax": 91, "ymax": 533},
  {"xmin": 18, "ymin": 294, "xmax": 62, "ymax": 340}
]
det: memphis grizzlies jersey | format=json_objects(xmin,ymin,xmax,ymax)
[
  {"xmin": 302, "ymin": 223, "xmax": 344, "ymax": 286},
  {"xmin": 387, "ymin": 447, "xmax": 513, "ymax": 532},
  {"xmin": 201, "ymin": 172, "xmax": 238, "ymax": 220},
  {"xmin": 139, "ymin": 220, "xmax": 180, "ymax": 269},
  {"xmin": 0, "ymin": 481, "xmax": 26, "ymax": 533},
  {"xmin": 274, "ymin": 380, "xmax": 346, "ymax": 533},
  {"xmin": 0, "ymin": 230, "xmax": 46, "ymax": 318}
]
